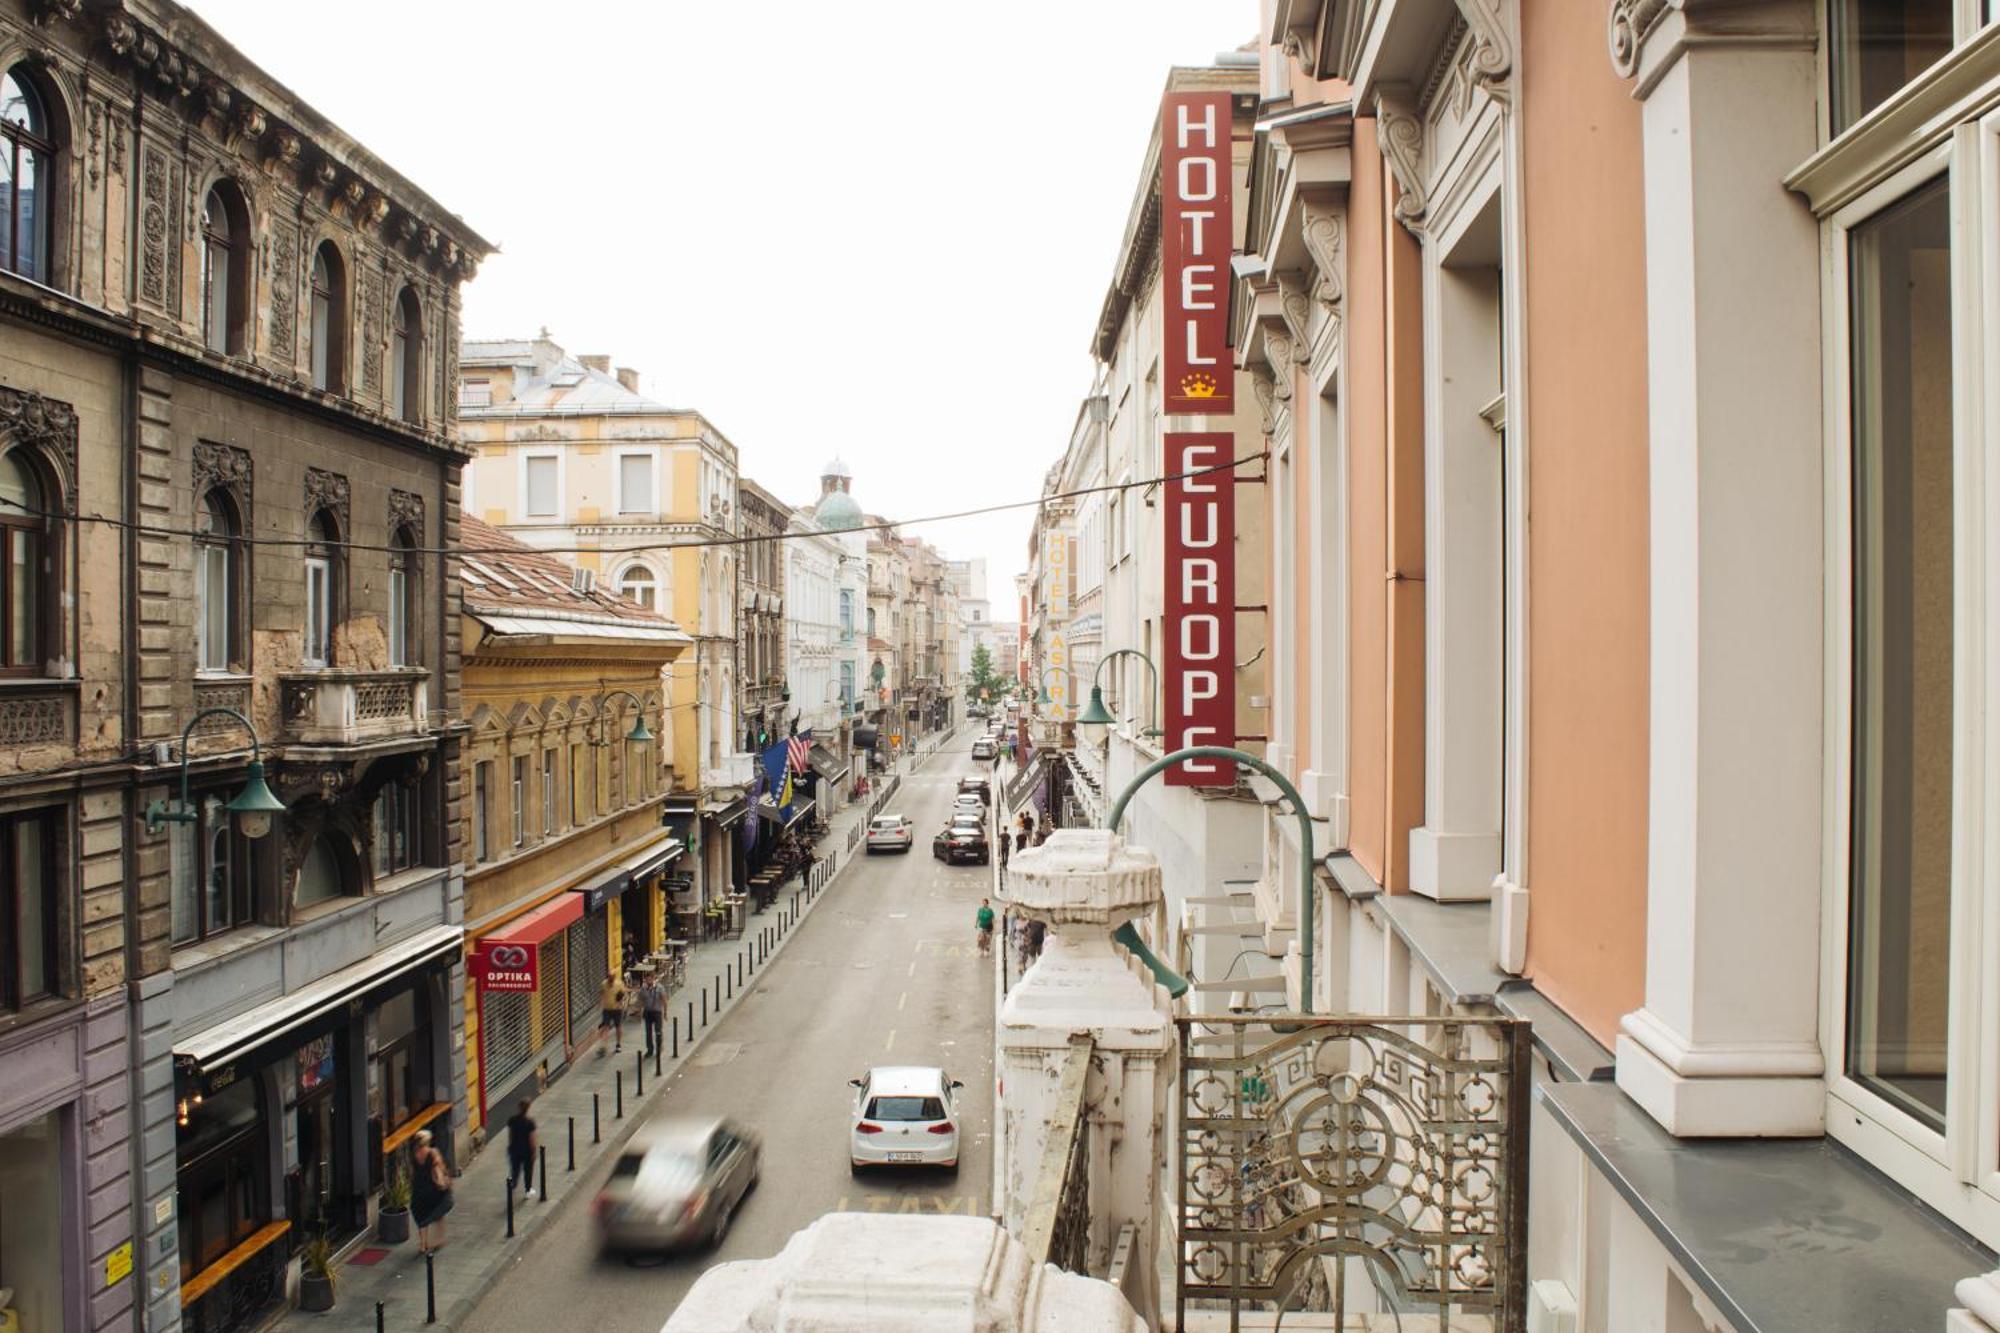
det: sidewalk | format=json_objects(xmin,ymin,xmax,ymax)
[{"xmin": 271, "ymin": 791, "xmax": 880, "ymax": 1332}]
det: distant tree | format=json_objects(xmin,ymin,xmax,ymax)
[{"xmin": 966, "ymin": 643, "xmax": 1001, "ymax": 701}]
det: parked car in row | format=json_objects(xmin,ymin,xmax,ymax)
[
  {"xmin": 848, "ymin": 1067, "xmax": 962, "ymax": 1175},
  {"xmin": 865, "ymin": 814, "xmax": 913, "ymax": 853},
  {"xmin": 933, "ymin": 816, "xmax": 989, "ymax": 864},
  {"xmin": 594, "ymin": 1116, "xmax": 760, "ymax": 1254},
  {"xmin": 971, "ymin": 737, "xmax": 995, "ymax": 761}
]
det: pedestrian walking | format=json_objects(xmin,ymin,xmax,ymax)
[
  {"xmin": 975, "ymin": 898, "xmax": 995, "ymax": 957},
  {"xmin": 598, "ymin": 972, "xmax": 627, "ymax": 1054},
  {"xmin": 411, "ymin": 1129, "xmax": 454, "ymax": 1253},
  {"xmin": 505, "ymin": 1098, "xmax": 538, "ymax": 1199},
  {"xmin": 639, "ymin": 973, "xmax": 665, "ymax": 1056}
]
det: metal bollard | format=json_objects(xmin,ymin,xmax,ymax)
[
  {"xmin": 376, "ymin": 1301, "xmax": 385, "ymax": 1333},
  {"xmin": 636, "ymin": 1048, "xmax": 644, "ymax": 1098},
  {"xmin": 616, "ymin": 1069, "xmax": 624, "ymax": 1118},
  {"xmin": 726, "ymin": 962, "xmax": 733, "ymax": 1000},
  {"xmin": 701, "ymin": 989, "xmax": 708, "ymax": 1025},
  {"xmin": 426, "ymin": 1251, "xmax": 437, "ymax": 1323},
  {"xmin": 506, "ymin": 1178, "xmax": 516, "ymax": 1238},
  {"xmin": 593, "ymin": 1092, "xmax": 601, "ymax": 1144},
  {"xmin": 567, "ymin": 1116, "xmax": 575, "ymax": 1171},
  {"xmin": 672, "ymin": 1014, "xmax": 680, "ymax": 1059},
  {"xmin": 540, "ymin": 1145, "xmax": 548, "ymax": 1200},
  {"xmin": 655, "ymin": 1033, "xmax": 663, "ymax": 1076},
  {"xmin": 687, "ymin": 999, "xmax": 694, "ymax": 1034}
]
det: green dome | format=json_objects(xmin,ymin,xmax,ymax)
[{"xmin": 815, "ymin": 490, "xmax": 864, "ymax": 532}]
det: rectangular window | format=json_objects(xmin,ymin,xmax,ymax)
[
  {"xmin": 197, "ymin": 541, "xmax": 230, "ymax": 672},
  {"xmin": 571, "ymin": 744, "xmax": 586, "ymax": 824},
  {"xmin": 372, "ymin": 784, "xmax": 416, "ymax": 879},
  {"xmin": 618, "ymin": 454, "xmax": 654, "ymax": 514},
  {"xmin": 1829, "ymin": 0, "xmax": 1954, "ymax": 136},
  {"xmin": 1, "ymin": 809, "xmax": 57, "ymax": 1009},
  {"xmin": 304, "ymin": 555, "xmax": 331, "ymax": 667},
  {"xmin": 474, "ymin": 762, "xmax": 492, "ymax": 864},
  {"xmin": 458, "ymin": 378, "xmax": 491, "ymax": 408},
  {"xmin": 1847, "ymin": 176, "xmax": 1954, "ymax": 1134},
  {"xmin": 511, "ymin": 756, "xmax": 526, "ymax": 847},
  {"xmin": 542, "ymin": 748, "xmax": 557, "ymax": 834},
  {"xmin": 386, "ymin": 564, "xmax": 407, "ymax": 667},
  {"xmin": 524, "ymin": 455, "xmax": 559, "ymax": 518}
]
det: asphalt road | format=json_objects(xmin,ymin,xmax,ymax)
[{"xmin": 465, "ymin": 738, "xmax": 998, "ymax": 1332}]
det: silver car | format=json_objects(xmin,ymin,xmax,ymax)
[{"xmin": 592, "ymin": 1116, "xmax": 760, "ymax": 1253}]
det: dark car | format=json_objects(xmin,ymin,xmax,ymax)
[
  {"xmin": 932, "ymin": 821, "xmax": 989, "ymax": 864},
  {"xmin": 957, "ymin": 776, "xmax": 992, "ymax": 806}
]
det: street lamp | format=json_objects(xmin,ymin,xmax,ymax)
[
  {"xmin": 593, "ymin": 688, "xmax": 655, "ymax": 746},
  {"xmin": 144, "ymin": 708, "xmax": 288, "ymax": 840},
  {"xmin": 1083, "ymin": 649, "xmax": 1161, "ymax": 738},
  {"xmin": 1035, "ymin": 665, "xmax": 1081, "ymax": 708}
]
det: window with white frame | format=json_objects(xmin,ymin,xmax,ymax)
[
  {"xmin": 618, "ymin": 452, "xmax": 654, "ymax": 515},
  {"xmin": 618, "ymin": 563, "xmax": 656, "ymax": 610},
  {"xmin": 303, "ymin": 510, "xmax": 337, "ymax": 668},
  {"xmin": 542, "ymin": 747, "xmax": 557, "ymax": 834},
  {"xmin": 524, "ymin": 454, "xmax": 559, "ymax": 518},
  {"xmin": 511, "ymin": 755, "xmax": 526, "ymax": 847}
]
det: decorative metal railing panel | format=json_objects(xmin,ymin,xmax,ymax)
[{"xmin": 1177, "ymin": 1014, "xmax": 1531, "ymax": 1331}]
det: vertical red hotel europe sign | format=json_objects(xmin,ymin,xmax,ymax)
[{"xmin": 1161, "ymin": 92, "xmax": 1236, "ymax": 786}]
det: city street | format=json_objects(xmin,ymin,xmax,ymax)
[{"xmin": 464, "ymin": 742, "xmax": 997, "ymax": 1333}]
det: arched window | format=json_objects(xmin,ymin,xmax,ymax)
[
  {"xmin": 390, "ymin": 287, "xmax": 422, "ymax": 422},
  {"xmin": 308, "ymin": 242, "xmax": 346, "ymax": 392},
  {"xmin": 387, "ymin": 525, "xmax": 418, "ymax": 667},
  {"xmin": 617, "ymin": 564, "xmax": 656, "ymax": 611},
  {"xmin": 199, "ymin": 185, "xmax": 248, "ymax": 355},
  {"xmin": 304, "ymin": 510, "xmax": 339, "ymax": 666},
  {"xmin": 1, "ymin": 66, "xmax": 53, "ymax": 283},
  {"xmin": 295, "ymin": 832, "xmax": 347, "ymax": 907},
  {"xmin": 196, "ymin": 490, "xmax": 242, "ymax": 672},
  {"xmin": 0, "ymin": 449, "xmax": 49, "ymax": 675}
]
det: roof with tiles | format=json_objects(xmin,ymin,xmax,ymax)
[{"xmin": 459, "ymin": 515, "xmax": 681, "ymax": 629}]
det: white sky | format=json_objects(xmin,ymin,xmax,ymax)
[{"xmin": 186, "ymin": 0, "xmax": 1251, "ymax": 608}]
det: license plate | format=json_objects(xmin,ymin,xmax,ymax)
[{"xmin": 887, "ymin": 1152, "xmax": 922, "ymax": 1163}]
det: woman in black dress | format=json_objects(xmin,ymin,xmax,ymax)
[{"xmin": 411, "ymin": 1129, "xmax": 453, "ymax": 1253}]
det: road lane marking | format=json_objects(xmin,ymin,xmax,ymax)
[
  {"xmin": 898, "ymin": 992, "xmax": 907, "ymax": 1011},
  {"xmin": 884, "ymin": 1029, "xmax": 895, "ymax": 1051},
  {"xmin": 908, "ymin": 961, "xmax": 917, "ymax": 977}
]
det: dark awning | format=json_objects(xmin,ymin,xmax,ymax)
[
  {"xmin": 852, "ymin": 725, "xmax": 879, "ymax": 750},
  {"xmin": 706, "ymin": 798, "xmax": 749, "ymax": 830},
  {"xmin": 756, "ymin": 798, "xmax": 814, "ymax": 831},
  {"xmin": 808, "ymin": 745, "xmax": 846, "ymax": 781}
]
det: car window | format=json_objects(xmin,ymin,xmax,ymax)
[
  {"xmin": 609, "ymin": 1151, "xmax": 645, "ymax": 1179},
  {"xmin": 871, "ymin": 817, "xmax": 901, "ymax": 831},
  {"xmin": 867, "ymin": 1096, "xmax": 946, "ymax": 1121},
  {"xmin": 636, "ymin": 1152, "xmax": 702, "ymax": 1194}
]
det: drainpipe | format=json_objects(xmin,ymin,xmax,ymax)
[{"xmin": 1104, "ymin": 746, "xmax": 1317, "ymax": 1013}]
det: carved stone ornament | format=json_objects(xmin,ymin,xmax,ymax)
[
  {"xmin": 193, "ymin": 441, "xmax": 252, "ymax": 510},
  {"xmin": 360, "ymin": 271, "xmax": 383, "ymax": 394},
  {"xmin": 233, "ymin": 102, "xmax": 267, "ymax": 144},
  {"xmin": 1259, "ymin": 321, "xmax": 1296, "ymax": 401},
  {"xmin": 420, "ymin": 225, "xmax": 440, "ymax": 255},
  {"xmin": 1452, "ymin": 0, "xmax": 1513, "ymax": 103},
  {"xmin": 1301, "ymin": 198, "xmax": 1345, "ymax": 316},
  {"xmin": 1249, "ymin": 367, "xmax": 1279, "ymax": 438},
  {"xmin": 311, "ymin": 158, "xmax": 337, "ymax": 192},
  {"xmin": 342, "ymin": 178, "xmax": 366, "ymax": 210},
  {"xmin": 0, "ymin": 385, "xmax": 79, "ymax": 504},
  {"xmin": 387, "ymin": 488, "xmax": 425, "ymax": 540},
  {"xmin": 359, "ymin": 192, "xmax": 390, "ymax": 229},
  {"xmin": 31, "ymin": 0, "xmax": 81, "ymax": 26},
  {"xmin": 1373, "ymin": 86, "xmax": 1428, "ymax": 235},
  {"xmin": 99, "ymin": 12, "xmax": 134, "ymax": 56},
  {"xmin": 390, "ymin": 213, "xmax": 417, "ymax": 247},
  {"xmin": 85, "ymin": 101, "xmax": 101, "ymax": 190},
  {"xmin": 303, "ymin": 467, "xmax": 351, "ymax": 533},
  {"xmin": 267, "ymin": 219, "xmax": 298, "ymax": 359},
  {"xmin": 1275, "ymin": 271, "xmax": 1315, "ymax": 365},
  {"xmin": 264, "ymin": 129, "xmax": 301, "ymax": 172},
  {"xmin": 202, "ymin": 82, "xmax": 233, "ymax": 123},
  {"xmin": 1608, "ymin": 0, "xmax": 1672, "ymax": 78},
  {"xmin": 139, "ymin": 145, "xmax": 167, "ymax": 304}
]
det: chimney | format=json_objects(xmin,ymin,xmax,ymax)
[
  {"xmin": 578, "ymin": 354, "xmax": 612, "ymax": 374},
  {"xmin": 616, "ymin": 367, "xmax": 641, "ymax": 393}
]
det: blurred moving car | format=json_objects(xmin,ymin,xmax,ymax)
[
  {"xmin": 593, "ymin": 1116, "xmax": 760, "ymax": 1254},
  {"xmin": 848, "ymin": 1067, "xmax": 963, "ymax": 1174},
  {"xmin": 865, "ymin": 814, "xmax": 914, "ymax": 854},
  {"xmin": 932, "ymin": 819, "xmax": 989, "ymax": 864}
]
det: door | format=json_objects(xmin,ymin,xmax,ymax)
[{"xmin": 295, "ymin": 1085, "xmax": 345, "ymax": 1237}]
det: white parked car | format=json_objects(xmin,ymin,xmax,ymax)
[
  {"xmin": 950, "ymin": 793, "xmax": 985, "ymax": 818},
  {"xmin": 865, "ymin": 814, "xmax": 913, "ymax": 854},
  {"xmin": 971, "ymin": 738, "xmax": 996, "ymax": 760},
  {"xmin": 848, "ymin": 1066, "xmax": 963, "ymax": 1174}
]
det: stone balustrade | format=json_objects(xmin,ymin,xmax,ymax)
[{"xmin": 276, "ymin": 667, "xmax": 429, "ymax": 747}]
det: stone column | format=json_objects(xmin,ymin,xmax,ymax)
[
  {"xmin": 998, "ymin": 829, "xmax": 1173, "ymax": 1329},
  {"xmin": 1609, "ymin": 0, "xmax": 1825, "ymax": 1136}
]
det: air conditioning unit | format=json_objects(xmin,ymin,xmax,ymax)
[{"xmin": 1527, "ymin": 1280, "xmax": 1577, "ymax": 1333}]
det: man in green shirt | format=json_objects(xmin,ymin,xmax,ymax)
[{"xmin": 975, "ymin": 899, "xmax": 995, "ymax": 956}]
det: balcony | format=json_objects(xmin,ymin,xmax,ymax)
[{"xmin": 277, "ymin": 668, "xmax": 429, "ymax": 747}]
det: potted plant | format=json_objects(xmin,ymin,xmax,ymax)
[
  {"xmin": 298, "ymin": 1232, "xmax": 336, "ymax": 1312},
  {"xmin": 378, "ymin": 1163, "xmax": 413, "ymax": 1244}
]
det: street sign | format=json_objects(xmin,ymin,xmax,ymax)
[
  {"xmin": 1161, "ymin": 91, "xmax": 1234, "ymax": 415},
  {"xmin": 1164, "ymin": 431, "xmax": 1236, "ymax": 785},
  {"xmin": 472, "ymin": 940, "xmax": 538, "ymax": 991}
]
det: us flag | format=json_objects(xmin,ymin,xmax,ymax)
[{"xmin": 787, "ymin": 735, "xmax": 811, "ymax": 774}]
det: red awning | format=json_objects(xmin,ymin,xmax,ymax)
[{"xmin": 483, "ymin": 893, "xmax": 584, "ymax": 950}]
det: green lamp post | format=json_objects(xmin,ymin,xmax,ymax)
[
  {"xmin": 1076, "ymin": 649, "xmax": 1162, "ymax": 737},
  {"xmin": 594, "ymin": 688, "xmax": 656, "ymax": 745},
  {"xmin": 144, "ymin": 708, "xmax": 289, "ymax": 840}
]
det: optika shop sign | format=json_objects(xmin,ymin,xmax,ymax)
[
  {"xmin": 1161, "ymin": 91, "xmax": 1234, "ymax": 416},
  {"xmin": 1163, "ymin": 432, "xmax": 1235, "ymax": 786},
  {"xmin": 473, "ymin": 940, "xmax": 537, "ymax": 992}
]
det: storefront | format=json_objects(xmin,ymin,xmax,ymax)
[
  {"xmin": 171, "ymin": 926, "xmax": 460, "ymax": 1330},
  {"xmin": 0, "ymin": 1004, "xmax": 102, "ymax": 1333}
]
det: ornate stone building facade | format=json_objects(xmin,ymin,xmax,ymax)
[
  {"xmin": 0, "ymin": 1, "xmax": 488, "ymax": 1328},
  {"xmin": 736, "ymin": 476, "xmax": 789, "ymax": 750}
]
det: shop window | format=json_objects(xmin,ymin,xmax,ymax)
[
  {"xmin": 199, "ymin": 184, "xmax": 248, "ymax": 356},
  {"xmin": 303, "ymin": 509, "xmax": 339, "ymax": 668},
  {"xmin": 0, "ymin": 808, "xmax": 57, "ymax": 1009},
  {"xmin": 294, "ymin": 832, "xmax": 349, "ymax": 909},
  {"xmin": 374, "ymin": 987, "xmax": 429, "ymax": 1134},
  {"xmin": 372, "ymin": 783, "xmax": 416, "ymax": 880},
  {"xmin": 196, "ymin": 489, "xmax": 242, "ymax": 673},
  {"xmin": 1847, "ymin": 176, "xmax": 1953, "ymax": 1133},
  {"xmin": 171, "ymin": 793, "xmax": 256, "ymax": 946},
  {"xmin": 0, "ymin": 1110, "xmax": 63, "ymax": 1332},
  {"xmin": 473, "ymin": 761, "xmax": 492, "ymax": 863},
  {"xmin": 0, "ymin": 446, "xmax": 53, "ymax": 676},
  {"xmin": 175, "ymin": 1076, "xmax": 266, "ymax": 1282},
  {"xmin": 308, "ymin": 242, "xmax": 346, "ymax": 393},
  {"xmin": 390, "ymin": 286, "xmax": 422, "ymax": 423},
  {"xmin": 0, "ymin": 65, "xmax": 53, "ymax": 284},
  {"xmin": 1829, "ymin": 0, "xmax": 1954, "ymax": 135}
]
